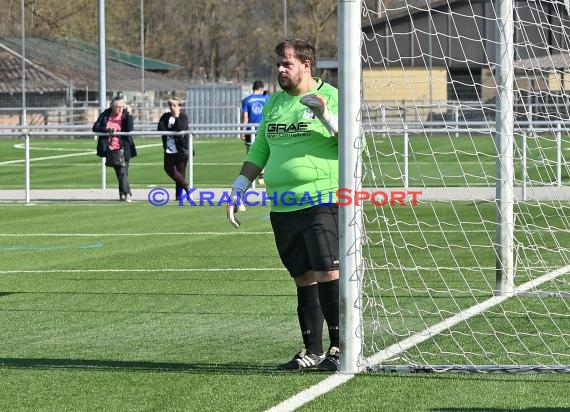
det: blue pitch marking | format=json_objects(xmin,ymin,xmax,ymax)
[{"xmin": 0, "ymin": 243, "xmax": 104, "ymax": 251}]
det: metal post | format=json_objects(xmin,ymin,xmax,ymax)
[
  {"xmin": 21, "ymin": 0, "xmax": 30, "ymax": 203},
  {"xmin": 99, "ymin": 0, "xmax": 107, "ymax": 190},
  {"xmin": 338, "ymin": 0, "xmax": 363, "ymax": 374},
  {"xmin": 403, "ymin": 124, "xmax": 409, "ymax": 189},
  {"xmin": 188, "ymin": 133, "xmax": 194, "ymax": 199},
  {"xmin": 283, "ymin": 0, "xmax": 288, "ymax": 38},
  {"xmin": 428, "ymin": 6, "xmax": 433, "ymax": 108},
  {"xmin": 527, "ymin": 102, "xmax": 533, "ymax": 131},
  {"xmin": 251, "ymin": 132, "xmax": 257, "ymax": 190},
  {"xmin": 556, "ymin": 122, "xmax": 562, "ymax": 187},
  {"xmin": 140, "ymin": 0, "xmax": 146, "ymax": 124},
  {"xmin": 454, "ymin": 105, "xmax": 459, "ymax": 138},
  {"xmin": 494, "ymin": 0, "xmax": 515, "ymax": 296},
  {"xmin": 381, "ymin": 104, "xmax": 386, "ymax": 137},
  {"xmin": 521, "ymin": 131, "xmax": 527, "ymax": 201}
]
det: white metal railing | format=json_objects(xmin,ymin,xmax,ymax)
[
  {"xmin": 373, "ymin": 123, "xmax": 567, "ymax": 193},
  {"xmin": 0, "ymin": 128, "xmax": 257, "ymax": 202},
  {"xmin": 3, "ymin": 99, "xmax": 569, "ymax": 130},
  {"xmin": 1, "ymin": 122, "xmax": 567, "ymax": 203},
  {"xmin": 0, "ymin": 123, "xmax": 260, "ymax": 137},
  {"xmin": 2, "ymin": 119, "xmax": 569, "ymax": 134},
  {"xmin": 0, "ymin": 103, "xmax": 241, "ymax": 130}
]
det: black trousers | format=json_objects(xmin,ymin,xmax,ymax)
[
  {"xmin": 164, "ymin": 153, "xmax": 188, "ymax": 196},
  {"xmin": 113, "ymin": 162, "xmax": 131, "ymax": 195}
]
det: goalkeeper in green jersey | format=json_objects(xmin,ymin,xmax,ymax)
[{"xmin": 227, "ymin": 39, "xmax": 340, "ymax": 371}]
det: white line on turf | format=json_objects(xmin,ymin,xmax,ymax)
[
  {"xmin": 13, "ymin": 146, "xmax": 93, "ymax": 152},
  {"xmin": 266, "ymin": 373, "xmax": 355, "ymax": 412},
  {"xmin": 0, "ymin": 232, "xmax": 274, "ymax": 236},
  {"xmin": 0, "ymin": 143, "xmax": 162, "ymax": 166},
  {"xmin": 0, "ymin": 150, "xmax": 96, "ymax": 165},
  {"xmin": 365, "ymin": 264, "xmax": 570, "ymax": 366},
  {"xmin": 0, "ymin": 268, "xmax": 287, "ymax": 274},
  {"xmin": 4, "ymin": 141, "xmax": 242, "ymax": 166},
  {"xmin": 0, "ymin": 228, "xmax": 508, "ymax": 236},
  {"xmin": 265, "ymin": 265, "xmax": 570, "ymax": 412}
]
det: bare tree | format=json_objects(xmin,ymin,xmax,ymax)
[{"xmin": 0, "ymin": 0, "xmax": 340, "ymax": 83}]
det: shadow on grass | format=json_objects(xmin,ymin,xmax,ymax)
[
  {"xmin": 0, "ymin": 292, "xmax": 15, "ymax": 298},
  {"xmin": 0, "ymin": 357, "xmax": 287, "ymax": 375}
]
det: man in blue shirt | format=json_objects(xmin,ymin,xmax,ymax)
[{"xmin": 241, "ymin": 80, "xmax": 270, "ymax": 153}]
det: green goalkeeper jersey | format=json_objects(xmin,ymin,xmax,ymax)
[{"xmin": 245, "ymin": 78, "xmax": 338, "ymax": 212}]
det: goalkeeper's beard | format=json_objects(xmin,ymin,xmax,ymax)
[{"xmin": 278, "ymin": 73, "xmax": 302, "ymax": 93}]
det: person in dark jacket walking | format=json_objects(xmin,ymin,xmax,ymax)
[
  {"xmin": 157, "ymin": 97, "xmax": 190, "ymax": 200},
  {"xmin": 94, "ymin": 96, "xmax": 137, "ymax": 202}
]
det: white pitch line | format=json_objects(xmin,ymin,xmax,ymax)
[
  {"xmin": 0, "ymin": 228, "xmax": 498, "ymax": 237},
  {"xmin": 266, "ymin": 373, "xmax": 355, "ymax": 412},
  {"xmin": 1, "ymin": 143, "xmax": 161, "ymax": 166},
  {"xmin": 13, "ymin": 145, "xmax": 92, "ymax": 152},
  {"xmin": 0, "ymin": 232, "xmax": 274, "ymax": 237},
  {"xmin": 0, "ymin": 268, "xmax": 287, "ymax": 274},
  {"xmin": 188, "ymin": 162, "xmax": 243, "ymax": 166},
  {"xmin": 13, "ymin": 143, "xmax": 161, "ymax": 151},
  {"xmin": 265, "ymin": 265, "xmax": 570, "ymax": 412},
  {"xmin": 0, "ymin": 150, "xmax": 97, "ymax": 165},
  {"xmin": 366, "ymin": 264, "xmax": 570, "ymax": 366}
]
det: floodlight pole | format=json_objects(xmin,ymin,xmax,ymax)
[
  {"xmin": 494, "ymin": 0, "xmax": 515, "ymax": 296},
  {"xmin": 21, "ymin": 0, "xmax": 30, "ymax": 203},
  {"xmin": 98, "ymin": 0, "xmax": 107, "ymax": 189},
  {"xmin": 140, "ymin": 0, "xmax": 146, "ymax": 124},
  {"xmin": 284, "ymin": 0, "xmax": 288, "ymax": 38}
]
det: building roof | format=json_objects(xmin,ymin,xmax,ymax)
[
  {"xmin": 514, "ymin": 52, "xmax": 570, "ymax": 71},
  {"xmin": 363, "ymin": 0, "xmax": 465, "ymax": 28},
  {"xmin": 66, "ymin": 39, "xmax": 183, "ymax": 71},
  {"xmin": 0, "ymin": 43, "xmax": 69, "ymax": 94},
  {"xmin": 0, "ymin": 37, "xmax": 188, "ymax": 93}
]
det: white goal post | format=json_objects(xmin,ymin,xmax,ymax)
[{"xmin": 339, "ymin": 0, "xmax": 570, "ymax": 373}]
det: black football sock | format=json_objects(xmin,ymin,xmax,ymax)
[
  {"xmin": 318, "ymin": 278, "xmax": 340, "ymax": 349},
  {"xmin": 296, "ymin": 284, "xmax": 324, "ymax": 355}
]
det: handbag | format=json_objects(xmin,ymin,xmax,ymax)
[{"xmin": 105, "ymin": 148, "xmax": 126, "ymax": 168}]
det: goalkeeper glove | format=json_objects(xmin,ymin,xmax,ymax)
[
  {"xmin": 227, "ymin": 174, "xmax": 251, "ymax": 228},
  {"xmin": 300, "ymin": 94, "xmax": 338, "ymax": 135}
]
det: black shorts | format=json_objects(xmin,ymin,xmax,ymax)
[
  {"xmin": 244, "ymin": 127, "xmax": 257, "ymax": 145},
  {"xmin": 270, "ymin": 204, "xmax": 339, "ymax": 277}
]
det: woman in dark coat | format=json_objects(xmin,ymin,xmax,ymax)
[
  {"xmin": 157, "ymin": 97, "xmax": 190, "ymax": 200},
  {"xmin": 94, "ymin": 96, "xmax": 137, "ymax": 202}
]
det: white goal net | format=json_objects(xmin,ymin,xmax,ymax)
[{"xmin": 342, "ymin": 0, "xmax": 570, "ymax": 373}]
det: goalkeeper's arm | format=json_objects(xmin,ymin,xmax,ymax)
[
  {"xmin": 227, "ymin": 161, "xmax": 263, "ymax": 228},
  {"xmin": 300, "ymin": 94, "xmax": 338, "ymax": 137}
]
